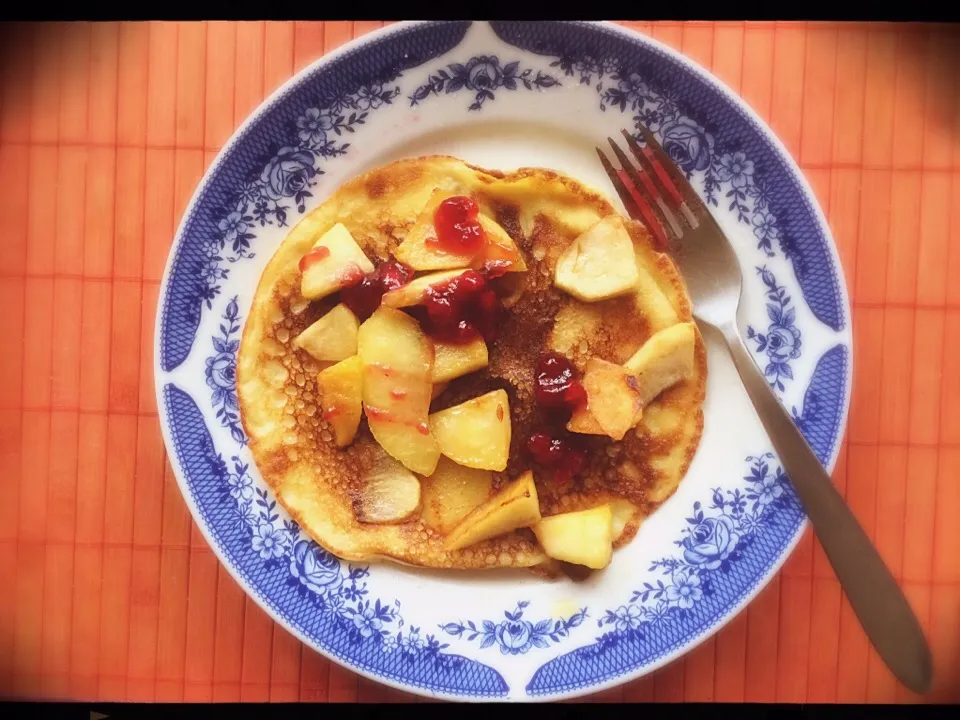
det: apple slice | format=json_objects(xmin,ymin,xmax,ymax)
[
  {"xmin": 570, "ymin": 358, "xmax": 642, "ymax": 441},
  {"xmin": 432, "ymin": 336, "xmax": 489, "ymax": 383},
  {"xmin": 357, "ymin": 454, "xmax": 422, "ymax": 524},
  {"xmin": 357, "ymin": 307, "xmax": 440, "ymax": 476},
  {"xmin": 444, "ymin": 470, "xmax": 541, "ymax": 551},
  {"xmin": 429, "ymin": 389, "xmax": 511, "ymax": 471},
  {"xmin": 396, "ymin": 190, "xmax": 527, "ymax": 273},
  {"xmin": 566, "ymin": 405, "xmax": 605, "ymax": 436},
  {"xmin": 316, "ymin": 355, "xmax": 363, "ymax": 447},
  {"xmin": 293, "ymin": 303, "xmax": 360, "ymax": 363},
  {"xmin": 532, "ymin": 505, "xmax": 614, "ymax": 570},
  {"xmin": 420, "ymin": 456, "xmax": 493, "ymax": 534},
  {"xmin": 299, "ymin": 223, "xmax": 375, "ymax": 301},
  {"xmin": 624, "ymin": 322, "xmax": 696, "ymax": 405},
  {"xmin": 554, "ymin": 215, "xmax": 640, "ymax": 302},
  {"xmin": 381, "ymin": 269, "xmax": 467, "ymax": 309}
]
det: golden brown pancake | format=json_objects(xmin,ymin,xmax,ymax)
[{"xmin": 237, "ymin": 155, "xmax": 706, "ymax": 573}]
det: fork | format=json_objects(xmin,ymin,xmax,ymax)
[{"xmin": 599, "ymin": 127, "xmax": 933, "ymax": 695}]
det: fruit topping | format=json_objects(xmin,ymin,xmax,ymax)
[
  {"xmin": 554, "ymin": 215, "xmax": 640, "ymax": 302},
  {"xmin": 533, "ymin": 352, "xmax": 587, "ymax": 418},
  {"xmin": 299, "ymin": 223, "xmax": 375, "ymax": 301},
  {"xmin": 293, "ymin": 303, "xmax": 360, "ymax": 363},
  {"xmin": 340, "ymin": 259, "xmax": 415, "ymax": 321},
  {"xmin": 433, "ymin": 195, "xmax": 486, "ymax": 255},
  {"xmin": 421, "ymin": 270, "xmax": 503, "ymax": 344},
  {"xmin": 525, "ymin": 431, "xmax": 586, "ymax": 485}
]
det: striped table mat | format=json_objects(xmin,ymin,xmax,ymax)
[{"xmin": 1, "ymin": 20, "xmax": 958, "ymax": 703}]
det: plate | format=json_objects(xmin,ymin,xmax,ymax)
[{"xmin": 154, "ymin": 21, "xmax": 852, "ymax": 701}]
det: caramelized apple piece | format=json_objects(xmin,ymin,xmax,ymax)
[
  {"xmin": 624, "ymin": 322, "xmax": 696, "ymax": 405},
  {"xmin": 299, "ymin": 223, "xmax": 374, "ymax": 301},
  {"xmin": 572, "ymin": 358, "xmax": 642, "ymax": 441},
  {"xmin": 396, "ymin": 189, "xmax": 527, "ymax": 273},
  {"xmin": 316, "ymin": 355, "xmax": 363, "ymax": 447},
  {"xmin": 357, "ymin": 455, "xmax": 422, "ymax": 524},
  {"xmin": 432, "ymin": 336, "xmax": 489, "ymax": 383},
  {"xmin": 381, "ymin": 269, "xmax": 468, "ymax": 309},
  {"xmin": 294, "ymin": 303, "xmax": 359, "ymax": 363},
  {"xmin": 420, "ymin": 456, "xmax": 493, "ymax": 534},
  {"xmin": 554, "ymin": 215, "xmax": 640, "ymax": 302},
  {"xmin": 444, "ymin": 471, "xmax": 541, "ymax": 551},
  {"xmin": 429, "ymin": 389, "xmax": 511, "ymax": 471},
  {"xmin": 357, "ymin": 307, "xmax": 440, "ymax": 476},
  {"xmin": 532, "ymin": 505, "xmax": 614, "ymax": 570}
]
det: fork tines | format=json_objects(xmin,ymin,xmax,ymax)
[{"xmin": 596, "ymin": 128, "xmax": 703, "ymax": 245}]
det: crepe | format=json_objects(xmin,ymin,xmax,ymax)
[{"xmin": 237, "ymin": 155, "xmax": 706, "ymax": 572}]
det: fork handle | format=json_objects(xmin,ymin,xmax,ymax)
[{"xmin": 718, "ymin": 320, "xmax": 933, "ymax": 694}]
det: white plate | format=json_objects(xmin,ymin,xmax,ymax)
[{"xmin": 155, "ymin": 21, "xmax": 852, "ymax": 701}]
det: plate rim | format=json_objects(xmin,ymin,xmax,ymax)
[{"xmin": 153, "ymin": 19, "xmax": 854, "ymax": 702}]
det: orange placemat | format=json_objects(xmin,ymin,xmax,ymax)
[{"xmin": 1, "ymin": 20, "xmax": 958, "ymax": 704}]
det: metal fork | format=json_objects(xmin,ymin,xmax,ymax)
[{"xmin": 599, "ymin": 127, "xmax": 933, "ymax": 694}]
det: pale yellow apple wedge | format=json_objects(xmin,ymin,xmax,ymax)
[
  {"xmin": 294, "ymin": 303, "xmax": 360, "ymax": 363},
  {"xmin": 316, "ymin": 355, "xmax": 363, "ymax": 447},
  {"xmin": 429, "ymin": 389, "xmax": 511, "ymax": 471},
  {"xmin": 624, "ymin": 322, "xmax": 697, "ymax": 405},
  {"xmin": 420, "ymin": 456, "xmax": 493, "ymax": 534},
  {"xmin": 357, "ymin": 307, "xmax": 440, "ymax": 476},
  {"xmin": 444, "ymin": 471, "xmax": 541, "ymax": 551},
  {"xmin": 432, "ymin": 336, "xmax": 489, "ymax": 383},
  {"xmin": 532, "ymin": 505, "xmax": 614, "ymax": 570},
  {"xmin": 299, "ymin": 223, "xmax": 374, "ymax": 300},
  {"xmin": 381, "ymin": 269, "xmax": 468, "ymax": 309},
  {"xmin": 554, "ymin": 215, "xmax": 640, "ymax": 302},
  {"xmin": 575, "ymin": 358, "xmax": 642, "ymax": 441},
  {"xmin": 357, "ymin": 454, "xmax": 422, "ymax": 524}
]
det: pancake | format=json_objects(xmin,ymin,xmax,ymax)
[{"xmin": 237, "ymin": 155, "xmax": 706, "ymax": 573}]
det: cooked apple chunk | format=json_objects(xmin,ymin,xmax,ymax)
[
  {"xmin": 420, "ymin": 456, "xmax": 493, "ymax": 534},
  {"xmin": 316, "ymin": 355, "xmax": 363, "ymax": 447},
  {"xmin": 532, "ymin": 505, "xmax": 614, "ymax": 570},
  {"xmin": 357, "ymin": 455, "xmax": 422, "ymax": 524},
  {"xmin": 569, "ymin": 358, "xmax": 642, "ymax": 441},
  {"xmin": 624, "ymin": 321, "xmax": 696, "ymax": 405},
  {"xmin": 357, "ymin": 307, "xmax": 440, "ymax": 476},
  {"xmin": 294, "ymin": 303, "xmax": 359, "ymax": 363},
  {"xmin": 429, "ymin": 389, "xmax": 511, "ymax": 471},
  {"xmin": 554, "ymin": 215, "xmax": 640, "ymax": 302},
  {"xmin": 432, "ymin": 336, "xmax": 489, "ymax": 383},
  {"xmin": 381, "ymin": 269, "xmax": 468, "ymax": 309},
  {"xmin": 444, "ymin": 471, "xmax": 541, "ymax": 551},
  {"xmin": 299, "ymin": 223, "xmax": 375, "ymax": 301},
  {"xmin": 396, "ymin": 190, "xmax": 527, "ymax": 273}
]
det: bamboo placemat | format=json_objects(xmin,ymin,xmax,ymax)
[{"xmin": 1, "ymin": 20, "xmax": 958, "ymax": 704}]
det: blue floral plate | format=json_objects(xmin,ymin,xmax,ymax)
[{"xmin": 155, "ymin": 21, "xmax": 852, "ymax": 701}]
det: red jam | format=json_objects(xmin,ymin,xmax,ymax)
[
  {"xmin": 341, "ymin": 259, "xmax": 415, "ymax": 321},
  {"xmin": 433, "ymin": 196, "xmax": 486, "ymax": 254},
  {"xmin": 298, "ymin": 245, "xmax": 331, "ymax": 273},
  {"xmin": 422, "ymin": 270, "xmax": 503, "ymax": 344},
  {"xmin": 526, "ymin": 431, "xmax": 586, "ymax": 484},
  {"xmin": 534, "ymin": 352, "xmax": 587, "ymax": 416}
]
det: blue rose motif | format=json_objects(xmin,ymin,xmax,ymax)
[
  {"xmin": 288, "ymin": 539, "xmax": 343, "ymax": 595},
  {"xmin": 251, "ymin": 522, "xmax": 287, "ymax": 560},
  {"xmin": 765, "ymin": 323, "xmax": 802, "ymax": 362},
  {"xmin": 494, "ymin": 619, "xmax": 534, "ymax": 655},
  {"xmin": 205, "ymin": 352, "xmax": 236, "ymax": 392},
  {"xmin": 658, "ymin": 117, "xmax": 715, "ymax": 172},
  {"xmin": 260, "ymin": 146, "xmax": 316, "ymax": 201},
  {"xmin": 716, "ymin": 151, "xmax": 755, "ymax": 188},
  {"xmin": 296, "ymin": 107, "xmax": 334, "ymax": 145},
  {"xmin": 218, "ymin": 210, "xmax": 248, "ymax": 243},
  {"xmin": 665, "ymin": 571, "xmax": 703, "ymax": 609},
  {"xmin": 465, "ymin": 56, "xmax": 503, "ymax": 91},
  {"xmin": 682, "ymin": 515, "xmax": 741, "ymax": 570}
]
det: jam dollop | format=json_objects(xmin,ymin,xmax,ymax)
[
  {"xmin": 534, "ymin": 352, "xmax": 588, "ymax": 416},
  {"xmin": 422, "ymin": 270, "xmax": 503, "ymax": 344},
  {"xmin": 526, "ymin": 431, "xmax": 586, "ymax": 485},
  {"xmin": 298, "ymin": 245, "xmax": 331, "ymax": 273},
  {"xmin": 341, "ymin": 259, "xmax": 415, "ymax": 321},
  {"xmin": 433, "ymin": 196, "xmax": 486, "ymax": 254}
]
